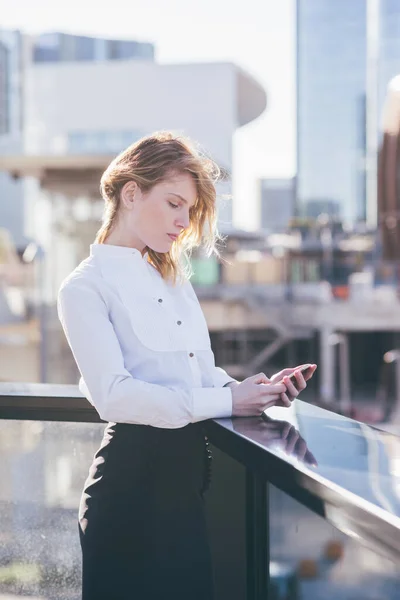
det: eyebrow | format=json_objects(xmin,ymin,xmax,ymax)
[{"xmin": 168, "ymin": 193, "xmax": 196, "ymax": 208}]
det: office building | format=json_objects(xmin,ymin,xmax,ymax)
[
  {"xmin": 297, "ymin": 0, "xmax": 400, "ymax": 225},
  {"xmin": 379, "ymin": 0, "xmax": 400, "ymax": 111},
  {"xmin": 32, "ymin": 31, "xmax": 154, "ymax": 63},
  {"xmin": 0, "ymin": 30, "xmax": 24, "ymax": 245},
  {"xmin": 296, "ymin": 0, "xmax": 367, "ymax": 224},
  {"xmin": 1, "ymin": 43, "xmax": 266, "ymax": 300},
  {"xmin": 258, "ymin": 177, "xmax": 295, "ymax": 232}
]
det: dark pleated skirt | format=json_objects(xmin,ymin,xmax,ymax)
[{"xmin": 78, "ymin": 421, "xmax": 214, "ymax": 600}]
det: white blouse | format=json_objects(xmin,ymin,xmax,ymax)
[{"xmin": 57, "ymin": 243, "xmax": 236, "ymax": 428}]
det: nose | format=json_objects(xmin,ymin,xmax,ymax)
[{"xmin": 175, "ymin": 212, "xmax": 190, "ymax": 230}]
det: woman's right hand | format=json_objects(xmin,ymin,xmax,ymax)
[{"xmin": 231, "ymin": 372, "xmax": 289, "ymax": 417}]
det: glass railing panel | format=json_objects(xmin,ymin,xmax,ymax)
[
  {"xmin": 269, "ymin": 484, "xmax": 400, "ymax": 600},
  {"xmin": 0, "ymin": 419, "xmax": 104, "ymax": 599}
]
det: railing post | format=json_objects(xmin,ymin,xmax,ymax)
[{"xmin": 246, "ymin": 469, "xmax": 269, "ymax": 600}]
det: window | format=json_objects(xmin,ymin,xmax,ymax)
[
  {"xmin": 0, "ymin": 41, "xmax": 9, "ymax": 135},
  {"xmin": 67, "ymin": 130, "xmax": 143, "ymax": 154}
]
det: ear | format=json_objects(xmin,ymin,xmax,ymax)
[{"xmin": 120, "ymin": 181, "xmax": 138, "ymax": 210}]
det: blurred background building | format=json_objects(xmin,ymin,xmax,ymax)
[
  {"xmin": 0, "ymin": 30, "xmax": 24, "ymax": 247},
  {"xmin": 257, "ymin": 177, "xmax": 295, "ymax": 232},
  {"xmin": 296, "ymin": 0, "xmax": 400, "ymax": 227},
  {"xmin": 0, "ymin": 29, "xmax": 155, "ymax": 249}
]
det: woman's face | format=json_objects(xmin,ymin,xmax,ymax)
[{"xmin": 118, "ymin": 172, "xmax": 197, "ymax": 254}]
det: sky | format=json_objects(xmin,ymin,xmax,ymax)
[{"xmin": 1, "ymin": 0, "xmax": 296, "ymax": 229}]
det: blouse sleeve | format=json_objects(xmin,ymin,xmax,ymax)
[
  {"xmin": 57, "ymin": 278, "xmax": 232, "ymax": 428},
  {"xmin": 213, "ymin": 366, "xmax": 239, "ymax": 388}
]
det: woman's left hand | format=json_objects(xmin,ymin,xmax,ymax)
[{"xmin": 269, "ymin": 364, "xmax": 317, "ymax": 407}]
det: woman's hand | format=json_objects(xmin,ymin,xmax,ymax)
[
  {"xmin": 269, "ymin": 364, "xmax": 317, "ymax": 406},
  {"xmin": 231, "ymin": 372, "xmax": 288, "ymax": 417}
]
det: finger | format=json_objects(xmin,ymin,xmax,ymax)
[
  {"xmin": 251, "ymin": 372, "xmax": 270, "ymax": 385},
  {"xmin": 286, "ymin": 364, "xmax": 315, "ymax": 383},
  {"xmin": 278, "ymin": 392, "xmax": 291, "ymax": 408},
  {"xmin": 293, "ymin": 371, "xmax": 307, "ymax": 392},
  {"xmin": 271, "ymin": 368, "xmax": 295, "ymax": 382},
  {"xmin": 275, "ymin": 394, "xmax": 294, "ymax": 408},
  {"xmin": 259, "ymin": 383, "xmax": 287, "ymax": 395},
  {"xmin": 260, "ymin": 395, "xmax": 283, "ymax": 411},
  {"xmin": 304, "ymin": 364, "xmax": 317, "ymax": 381},
  {"xmin": 281, "ymin": 364, "xmax": 310, "ymax": 378},
  {"xmin": 283, "ymin": 376, "xmax": 299, "ymax": 398}
]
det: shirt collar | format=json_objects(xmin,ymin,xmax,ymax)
[{"xmin": 90, "ymin": 243, "xmax": 149, "ymax": 262}]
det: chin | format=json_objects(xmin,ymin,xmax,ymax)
[{"xmin": 148, "ymin": 244, "xmax": 171, "ymax": 254}]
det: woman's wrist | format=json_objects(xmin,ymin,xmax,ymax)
[{"xmin": 224, "ymin": 380, "xmax": 240, "ymax": 389}]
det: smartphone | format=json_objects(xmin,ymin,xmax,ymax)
[{"xmin": 286, "ymin": 364, "xmax": 313, "ymax": 390}]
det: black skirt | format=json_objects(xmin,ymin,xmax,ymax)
[{"xmin": 78, "ymin": 421, "xmax": 214, "ymax": 600}]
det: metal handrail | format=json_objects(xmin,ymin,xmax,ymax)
[{"xmin": 1, "ymin": 382, "xmax": 400, "ymax": 599}]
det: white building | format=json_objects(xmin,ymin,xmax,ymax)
[
  {"xmin": 0, "ymin": 29, "xmax": 155, "ymax": 248},
  {"xmin": 0, "ymin": 34, "xmax": 266, "ymax": 383},
  {"xmin": 3, "ymin": 53, "xmax": 266, "ymax": 299}
]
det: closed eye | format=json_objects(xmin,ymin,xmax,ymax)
[{"xmin": 168, "ymin": 201, "xmax": 179, "ymax": 209}]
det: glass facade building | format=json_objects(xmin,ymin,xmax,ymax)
[
  {"xmin": 297, "ymin": 0, "xmax": 400, "ymax": 225},
  {"xmin": 0, "ymin": 30, "xmax": 25, "ymax": 245},
  {"xmin": 379, "ymin": 0, "xmax": 400, "ymax": 110},
  {"xmin": 296, "ymin": 0, "xmax": 367, "ymax": 224},
  {"xmin": 0, "ymin": 30, "xmax": 23, "ymax": 144},
  {"xmin": 33, "ymin": 32, "xmax": 154, "ymax": 64},
  {"xmin": 0, "ymin": 40, "xmax": 9, "ymax": 135},
  {"xmin": 67, "ymin": 130, "xmax": 143, "ymax": 154},
  {"xmin": 258, "ymin": 177, "xmax": 295, "ymax": 232}
]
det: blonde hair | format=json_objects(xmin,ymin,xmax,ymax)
[{"xmin": 96, "ymin": 131, "xmax": 227, "ymax": 284}]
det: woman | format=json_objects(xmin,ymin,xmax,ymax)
[{"xmin": 58, "ymin": 131, "xmax": 316, "ymax": 600}]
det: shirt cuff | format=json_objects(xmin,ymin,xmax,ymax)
[
  {"xmin": 213, "ymin": 366, "xmax": 238, "ymax": 388},
  {"xmin": 191, "ymin": 387, "xmax": 233, "ymax": 422}
]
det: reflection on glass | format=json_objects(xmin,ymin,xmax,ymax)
[
  {"xmin": 232, "ymin": 415, "xmax": 317, "ymax": 467},
  {"xmin": 269, "ymin": 486, "xmax": 400, "ymax": 600}
]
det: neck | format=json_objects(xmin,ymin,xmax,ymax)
[{"xmin": 104, "ymin": 231, "xmax": 147, "ymax": 256}]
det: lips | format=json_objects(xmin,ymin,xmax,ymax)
[{"xmin": 168, "ymin": 234, "xmax": 178, "ymax": 241}]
